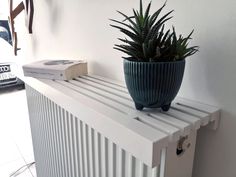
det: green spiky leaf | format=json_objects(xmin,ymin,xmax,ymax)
[{"xmin": 110, "ymin": 0, "xmax": 199, "ymax": 62}]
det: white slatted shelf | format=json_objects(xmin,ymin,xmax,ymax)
[{"xmin": 23, "ymin": 74, "xmax": 220, "ymax": 168}]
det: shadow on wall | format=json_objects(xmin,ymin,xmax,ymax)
[
  {"xmin": 30, "ymin": 0, "xmax": 61, "ymax": 56},
  {"xmin": 193, "ymin": 110, "xmax": 236, "ymax": 177},
  {"xmin": 191, "ymin": 25, "xmax": 236, "ymax": 177},
  {"xmin": 203, "ymin": 35, "xmax": 236, "ymax": 110},
  {"xmin": 182, "ymin": 26, "xmax": 236, "ymax": 110},
  {"xmin": 31, "ymin": 33, "xmax": 38, "ymax": 56},
  {"xmin": 90, "ymin": 61, "xmax": 115, "ymax": 78},
  {"xmin": 44, "ymin": 0, "xmax": 61, "ymax": 33}
]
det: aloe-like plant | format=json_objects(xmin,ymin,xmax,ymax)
[{"xmin": 110, "ymin": 0, "xmax": 199, "ymax": 62}]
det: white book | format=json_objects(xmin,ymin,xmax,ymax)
[{"xmin": 23, "ymin": 60, "xmax": 88, "ymax": 80}]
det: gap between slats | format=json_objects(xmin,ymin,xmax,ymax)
[
  {"xmin": 135, "ymin": 116, "xmax": 180, "ymax": 141},
  {"xmin": 171, "ymin": 103, "xmax": 209, "ymax": 126},
  {"xmin": 55, "ymin": 80, "xmax": 129, "ymax": 115},
  {"xmin": 85, "ymin": 75, "xmax": 127, "ymax": 90},
  {"xmin": 77, "ymin": 77, "xmax": 131, "ymax": 100},
  {"xmin": 69, "ymin": 79, "xmax": 134, "ymax": 109}
]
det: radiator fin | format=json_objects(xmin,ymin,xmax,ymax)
[{"xmin": 26, "ymin": 85, "xmax": 160, "ymax": 177}]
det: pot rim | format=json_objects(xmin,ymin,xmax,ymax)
[{"xmin": 123, "ymin": 58, "xmax": 185, "ymax": 64}]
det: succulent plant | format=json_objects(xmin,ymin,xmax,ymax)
[{"xmin": 110, "ymin": 0, "xmax": 199, "ymax": 62}]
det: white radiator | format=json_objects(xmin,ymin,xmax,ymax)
[{"xmin": 25, "ymin": 75, "xmax": 220, "ymax": 177}]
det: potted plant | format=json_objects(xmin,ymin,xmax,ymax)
[{"xmin": 110, "ymin": 0, "xmax": 198, "ymax": 111}]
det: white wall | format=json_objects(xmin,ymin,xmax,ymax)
[
  {"xmin": 169, "ymin": 1, "xmax": 236, "ymax": 177},
  {"xmin": 15, "ymin": 0, "xmax": 236, "ymax": 176}
]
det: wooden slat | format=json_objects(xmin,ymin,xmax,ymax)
[
  {"xmin": 136, "ymin": 115, "xmax": 181, "ymax": 141},
  {"xmin": 87, "ymin": 75, "xmax": 126, "ymax": 87},
  {"xmin": 69, "ymin": 79, "xmax": 134, "ymax": 110},
  {"xmin": 11, "ymin": 2, "xmax": 25, "ymax": 19},
  {"xmin": 84, "ymin": 75, "xmax": 127, "ymax": 92},
  {"xmin": 62, "ymin": 80, "xmax": 133, "ymax": 114},
  {"xmin": 164, "ymin": 109, "xmax": 201, "ymax": 130},
  {"xmin": 146, "ymin": 111, "xmax": 191, "ymax": 136},
  {"xmin": 175, "ymin": 97, "xmax": 220, "ymax": 122},
  {"xmin": 77, "ymin": 77, "xmax": 132, "ymax": 100},
  {"xmin": 175, "ymin": 97, "xmax": 218, "ymax": 113},
  {"xmin": 171, "ymin": 102, "xmax": 210, "ymax": 126}
]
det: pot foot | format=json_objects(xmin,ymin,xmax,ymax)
[
  {"xmin": 135, "ymin": 103, "xmax": 144, "ymax": 110},
  {"xmin": 161, "ymin": 103, "xmax": 171, "ymax": 112}
]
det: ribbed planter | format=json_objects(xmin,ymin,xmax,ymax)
[{"xmin": 124, "ymin": 59, "xmax": 185, "ymax": 111}]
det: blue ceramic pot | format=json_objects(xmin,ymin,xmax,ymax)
[{"xmin": 124, "ymin": 59, "xmax": 185, "ymax": 111}]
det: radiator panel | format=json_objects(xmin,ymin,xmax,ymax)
[
  {"xmin": 26, "ymin": 85, "xmax": 161, "ymax": 177},
  {"xmin": 24, "ymin": 74, "xmax": 220, "ymax": 177}
]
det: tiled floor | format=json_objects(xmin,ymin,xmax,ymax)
[{"xmin": 0, "ymin": 89, "xmax": 36, "ymax": 177}]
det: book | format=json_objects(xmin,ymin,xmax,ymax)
[{"xmin": 23, "ymin": 60, "xmax": 88, "ymax": 80}]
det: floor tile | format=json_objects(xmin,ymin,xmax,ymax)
[
  {"xmin": 28, "ymin": 163, "xmax": 37, "ymax": 177},
  {"xmin": 0, "ymin": 130, "xmax": 22, "ymax": 167},
  {"xmin": 0, "ymin": 158, "xmax": 33, "ymax": 177},
  {"xmin": 0, "ymin": 90, "xmax": 36, "ymax": 176}
]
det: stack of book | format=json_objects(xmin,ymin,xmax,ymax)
[{"xmin": 23, "ymin": 60, "xmax": 88, "ymax": 81}]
